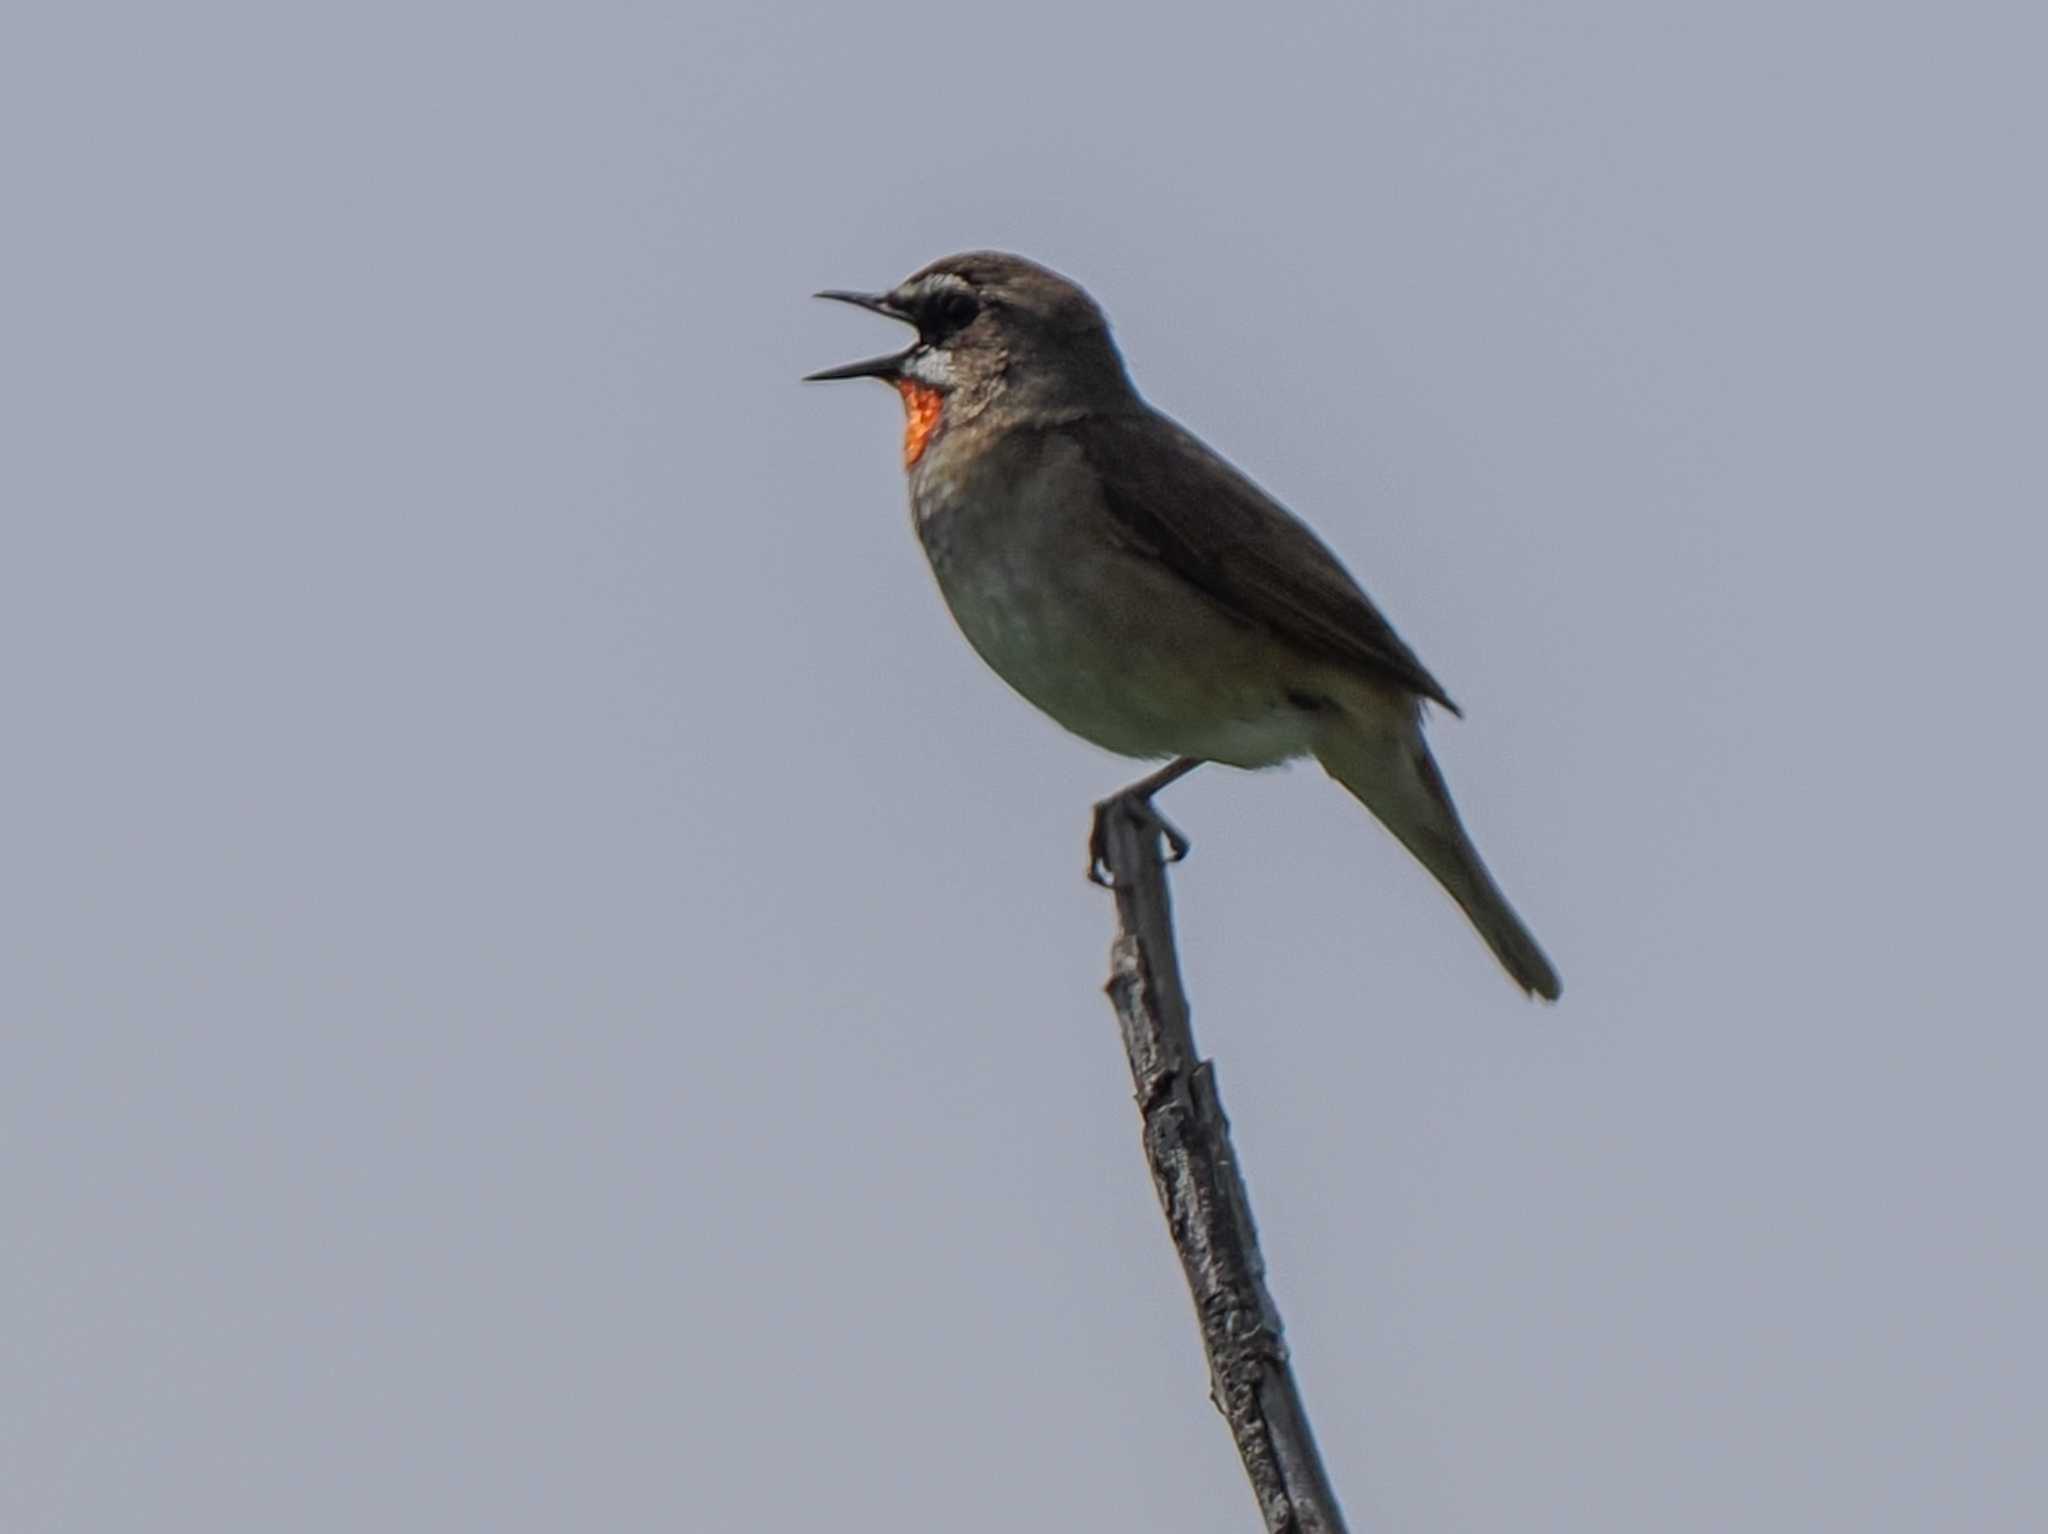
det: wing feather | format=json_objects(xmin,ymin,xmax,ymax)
[{"xmin": 1066, "ymin": 411, "xmax": 1460, "ymax": 714}]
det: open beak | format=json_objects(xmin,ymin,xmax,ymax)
[{"xmin": 804, "ymin": 290, "xmax": 915, "ymax": 382}]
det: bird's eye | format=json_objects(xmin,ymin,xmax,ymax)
[{"xmin": 925, "ymin": 289, "xmax": 979, "ymax": 337}]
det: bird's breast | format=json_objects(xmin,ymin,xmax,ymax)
[{"xmin": 904, "ymin": 430, "xmax": 1319, "ymax": 768}]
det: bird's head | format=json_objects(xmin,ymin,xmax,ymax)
[{"xmin": 806, "ymin": 251, "xmax": 1135, "ymax": 466}]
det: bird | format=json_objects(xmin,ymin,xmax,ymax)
[{"xmin": 806, "ymin": 251, "xmax": 1560, "ymax": 1000}]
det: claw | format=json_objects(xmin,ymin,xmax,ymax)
[
  {"xmin": 1083, "ymin": 758, "xmax": 1205, "ymax": 887},
  {"xmin": 1088, "ymin": 789, "xmax": 1194, "ymax": 887},
  {"xmin": 1081, "ymin": 819, "xmax": 1114, "ymax": 880},
  {"xmin": 1088, "ymin": 803, "xmax": 1116, "ymax": 886}
]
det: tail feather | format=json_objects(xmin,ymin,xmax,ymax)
[{"xmin": 1316, "ymin": 724, "xmax": 1562, "ymax": 1001}]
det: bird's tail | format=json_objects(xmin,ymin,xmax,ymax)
[{"xmin": 1316, "ymin": 723, "xmax": 1562, "ymax": 1001}]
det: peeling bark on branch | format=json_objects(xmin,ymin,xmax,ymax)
[{"xmin": 1099, "ymin": 799, "xmax": 1351, "ymax": 1534}]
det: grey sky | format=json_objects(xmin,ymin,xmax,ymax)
[{"xmin": 6, "ymin": 2, "xmax": 2045, "ymax": 1529}]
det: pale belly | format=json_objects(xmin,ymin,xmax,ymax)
[{"xmin": 911, "ymin": 447, "xmax": 1320, "ymax": 768}]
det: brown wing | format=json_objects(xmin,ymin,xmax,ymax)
[{"xmin": 1066, "ymin": 410, "xmax": 1461, "ymax": 715}]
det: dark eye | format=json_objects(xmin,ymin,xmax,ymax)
[{"xmin": 925, "ymin": 289, "xmax": 979, "ymax": 336}]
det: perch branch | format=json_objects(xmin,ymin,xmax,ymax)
[{"xmin": 1098, "ymin": 798, "xmax": 1352, "ymax": 1534}]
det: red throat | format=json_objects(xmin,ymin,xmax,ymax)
[{"xmin": 893, "ymin": 379, "xmax": 943, "ymax": 468}]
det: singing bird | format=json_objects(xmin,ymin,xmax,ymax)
[{"xmin": 808, "ymin": 252, "xmax": 1560, "ymax": 999}]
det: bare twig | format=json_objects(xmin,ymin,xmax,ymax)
[{"xmin": 1098, "ymin": 798, "xmax": 1352, "ymax": 1534}]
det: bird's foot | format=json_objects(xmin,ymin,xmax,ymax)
[{"xmin": 1087, "ymin": 790, "xmax": 1193, "ymax": 887}]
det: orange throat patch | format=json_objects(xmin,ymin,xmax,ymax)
[{"xmin": 893, "ymin": 379, "xmax": 944, "ymax": 468}]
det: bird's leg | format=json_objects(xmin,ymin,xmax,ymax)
[{"xmin": 1088, "ymin": 757, "xmax": 1205, "ymax": 886}]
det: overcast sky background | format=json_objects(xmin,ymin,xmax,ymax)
[{"xmin": 6, "ymin": 3, "xmax": 2045, "ymax": 1530}]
